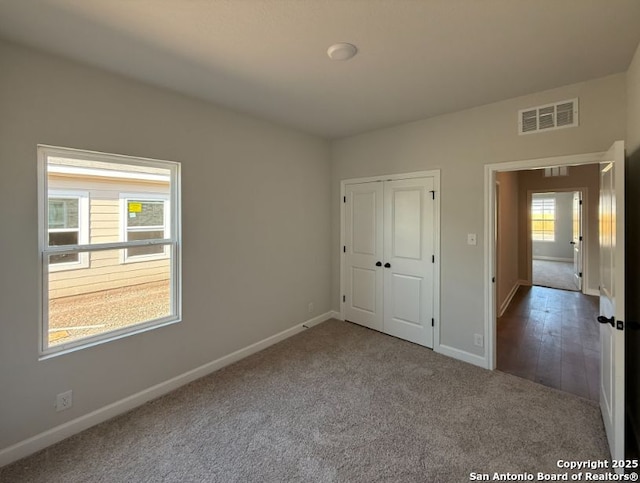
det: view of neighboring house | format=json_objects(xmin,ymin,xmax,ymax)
[{"xmin": 46, "ymin": 158, "xmax": 171, "ymax": 346}]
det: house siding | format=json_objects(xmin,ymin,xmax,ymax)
[{"xmin": 48, "ymin": 173, "xmax": 170, "ymax": 298}]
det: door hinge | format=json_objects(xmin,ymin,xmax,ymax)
[
  {"xmin": 431, "ymin": 318, "xmax": 434, "ymax": 327},
  {"xmin": 343, "ymin": 196, "xmax": 346, "ymax": 203},
  {"xmin": 432, "ymin": 255, "xmax": 435, "ymax": 263},
  {"xmin": 342, "ymin": 295, "xmax": 346, "ymax": 303},
  {"xmin": 343, "ymin": 246, "xmax": 346, "ymax": 253},
  {"xmin": 430, "ymin": 190, "xmax": 435, "ymax": 200},
  {"xmin": 492, "ymin": 277, "xmax": 495, "ymax": 283},
  {"xmin": 579, "ymin": 200, "xmax": 583, "ymax": 205},
  {"xmin": 579, "ymin": 272, "xmax": 583, "ymax": 278},
  {"xmin": 579, "ymin": 236, "xmax": 583, "ymax": 241},
  {"xmin": 617, "ymin": 320, "xmax": 624, "ymax": 331}
]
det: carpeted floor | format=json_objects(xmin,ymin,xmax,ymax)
[
  {"xmin": 533, "ymin": 259, "xmax": 579, "ymax": 291},
  {"xmin": 0, "ymin": 320, "xmax": 610, "ymax": 482}
]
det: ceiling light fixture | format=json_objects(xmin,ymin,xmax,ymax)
[{"xmin": 327, "ymin": 42, "xmax": 358, "ymax": 61}]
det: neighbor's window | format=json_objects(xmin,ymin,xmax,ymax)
[
  {"xmin": 121, "ymin": 195, "xmax": 169, "ymax": 261},
  {"xmin": 48, "ymin": 191, "xmax": 89, "ymax": 270},
  {"xmin": 39, "ymin": 145, "xmax": 181, "ymax": 355},
  {"xmin": 531, "ymin": 194, "xmax": 556, "ymax": 242}
]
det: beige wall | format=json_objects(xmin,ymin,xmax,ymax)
[
  {"xmin": 496, "ymin": 171, "xmax": 520, "ymax": 314},
  {"xmin": 517, "ymin": 165, "xmax": 600, "ymax": 293},
  {"xmin": 331, "ymin": 73, "xmax": 626, "ymax": 359},
  {"xmin": 0, "ymin": 39, "xmax": 331, "ymax": 451},
  {"xmin": 628, "ymin": 42, "xmax": 640, "ymax": 153}
]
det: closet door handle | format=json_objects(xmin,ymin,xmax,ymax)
[
  {"xmin": 375, "ymin": 261, "xmax": 382, "ymax": 267},
  {"xmin": 384, "ymin": 263, "xmax": 391, "ymax": 268},
  {"xmin": 597, "ymin": 315, "xmax": 614, "ymax": 327}
]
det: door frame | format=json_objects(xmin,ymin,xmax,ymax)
[
  {"xmin": 340, "ymin": 170, "xmax": 441, "ymax": 348},
  {"xmin": 526, "ymin": 187, "xmax": 588, "ymax": 294},
  {"xmin": 484, "ymin": 152, "xmax": 604, "ymax": 370}
]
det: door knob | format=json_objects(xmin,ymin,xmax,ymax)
[
  {"xmin": 375, "ymin": 261, "xmax": 382, "ymax": 267},
  {"xmin": 384, "ymin": 262, "xmax": 391, "ymax": 268},
  {"xmin": 597, "ymin": 315, "xmax": 615, "ymax": 327},
  {"xmin": 570, "ymin": 241, "xmax": 576, "ymax": 245}
]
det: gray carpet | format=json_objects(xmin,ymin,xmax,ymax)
[
  {"xmin": 0, "ymin": 320, "xmax": 609, "ymax": 482},
  {"xmin": 533, "ymin": 259, "xmax": 579, "ymax": 291}
]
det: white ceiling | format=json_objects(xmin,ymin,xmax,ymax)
[{"xmin": 1, "ymin": 0, "xmax": 639, "ymax": 139}]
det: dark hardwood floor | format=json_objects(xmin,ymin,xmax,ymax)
[{"xmin": 497, "ymin": 285, "xmax": 600, "ymax": 401}]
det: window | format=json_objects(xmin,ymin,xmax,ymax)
[
  {"xmin": 39, "ymin": 145, "xmax": 181, "ymax": 356},
  {"xmin": 531, "ymin": 195, "xmax": 556, "ymax": 241},
  {"xmin": 121, "ymin": 195, "xmax": 169, "ymax": 261},
  {"xmin": 48, "ymin": 191, "xmax": 89, "ymax": 270}
]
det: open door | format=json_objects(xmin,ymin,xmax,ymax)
[
  {"xmin": 598, "ymin": 140, "xmax": 625, "ymax": 463},
  {"xmin": 572, "ymin": 191, "xmax": 583, "ymax": 291}
]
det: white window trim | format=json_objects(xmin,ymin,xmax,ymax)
[
  {"xmin": 119, "ymin": 193, "xmax": 170, "ymax": 264},
  {"xmin": 531, "ymin": 195, "xmax": 556, "ymax": 242},
  {"xmin": 38, "ymin": 144, "xmax": 182, "ymax": 358},
  {"xmin": 48, "ymin": 189, "xmax": 90, "ymax": 272}
]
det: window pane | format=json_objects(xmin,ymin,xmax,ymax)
[
  {"xmin": 47, "ymin": 248, "xmax": 171, "ymax": 347},
  {"xmin": 48, "ymin": 198, "xmax": 78, "ymax": 229},
  {"xmin": 48, "ymin": 157, "xmax": 170, "ymax": 246},
  {"xmin": 126, "ymin": 230, "xmax": 165, "ymax": 257},
  {"xmin": 49, "ymin": 231, "xmax": 79, "ymax": 264},
  {"xmin": 127, "ymin": 200, "xmax": 164, "ymax": 228},
  {"xmin": 531, "ymin": 195, "xmax": 555, "ymax": 241},
  {"xmin": 42, "ymin": 147, "xmax": 179, "ymax": 354}
]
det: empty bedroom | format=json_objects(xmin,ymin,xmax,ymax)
[{"xmin": 1, "ymin": 1, "xmax": 639, "ymax": 481}]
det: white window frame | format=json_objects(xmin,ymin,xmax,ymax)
[
  {"xmin": 38, "ymin": 145, "xmax": 182, "ymax": 357},
  {"xmin": 119, "ymin": 193, "xmax": 170, "ymax": 263},
  {"xmin": 531, "ymin": 195, "xmax": 556, "ymax": 242},
  {"xmin": 47, "ymin": 189, "xmax": 90, "ymax": 272}
]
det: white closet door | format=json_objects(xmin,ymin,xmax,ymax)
[
  {"xmin": 344, "ymin": 182, "xmax": 383, "ymax": 331},
  {"xmin": 383, "ymin": 178, "xmax": 434, "ymax": 348}
]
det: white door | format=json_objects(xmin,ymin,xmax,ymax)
[
  {"xmin": 383, "ymin": 178, "xmax": 435, "ymax": 348},
  {"xmin": 344, "ymin": 182, "xmax": 383, "ymax": 331},
  {"xmin": 598, "ymin": 140, "xmax": 625, "ymax": 462},
  {"xmin": 572, "ymin": 191, "xmax": 583, "ymax": 291}
]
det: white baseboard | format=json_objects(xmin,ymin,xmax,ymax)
[
  {"xmin": 0, "ymin": 311, "xmax": 334, "ymax": 468},
  {"xmin": 330, "ymin": 310, "xmax": 344, "ymax": 321},
  {"xmin": 532, "ymin": 256, "xmax": 573, "ymax": 262},
  {"xmin": 498, "ymin": 281, "xmax": 521, "ymax": 317},
  {"xmin": 435, "ymin": 344, "xmax": 487, "ymax": 369}
]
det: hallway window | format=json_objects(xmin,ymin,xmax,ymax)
[{"xmin": 531, "ymin": 194, "xmax": 555, "ymax": 241}]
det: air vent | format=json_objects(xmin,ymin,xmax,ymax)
[{"xmin": 518, "ymin": 98, "xmax": 578, "ymax": 135}]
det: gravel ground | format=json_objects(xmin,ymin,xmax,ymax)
[{"xmin": 49, "ymin": 280, "xmax": 170, "ymax": 346}]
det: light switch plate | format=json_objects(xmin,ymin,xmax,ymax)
[{"xmin": 467, "ymin": 233, "xmax": 477, "ymax": 246}]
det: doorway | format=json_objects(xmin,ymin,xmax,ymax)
[
  {"xmin": 530, "ymin": 190, "xmax": 584, "ymax": 292},
  {"xmin": 487, "ymin": 157, "xmax": 602, "ymax": 401}
]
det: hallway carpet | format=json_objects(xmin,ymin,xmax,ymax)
[{"xmin": 0, "ymin": 320, "xmax": 609, "ymax": 482}]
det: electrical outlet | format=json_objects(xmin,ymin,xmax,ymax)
[
  {"xmin": 467, "ymin": 233, "xmax": 477, "ymax": 246},
  {"xmin": 473, "ymin": 334, "xmax": 484, "ymax": 348},
  {"xmin": 56, "ymin": 390, "xmax": 73, "ymax": 412},
  {"xmin": 308, "ymin": 302, "xmax": 314, "ymax": 313}
]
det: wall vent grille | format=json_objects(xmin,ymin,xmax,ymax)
[{"xmin": 518, "ymin": 98, "xmax": 578, "ymax": 135}]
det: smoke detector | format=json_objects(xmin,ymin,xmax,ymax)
[{"xmin": 327, "ymin": 42, "xmax": 358, "ymax": 61}]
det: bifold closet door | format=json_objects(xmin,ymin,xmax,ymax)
[
  {"xmin": 344, "ymin": 182, "xmax": 383, "ymax": 331},
  {"xmin": 383, "ymin": 178, "xmax": 434, "ymax": 348},
  {"xmin": 344, "ymin": 177, "xmax": 435, "ymax": 348}
]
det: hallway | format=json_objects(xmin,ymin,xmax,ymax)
[{"xmin": 497, "ymin": 285, "xmax": 600, "ymax": 401}]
